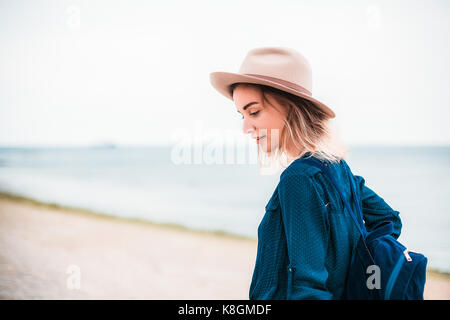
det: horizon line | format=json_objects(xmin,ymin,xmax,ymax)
[{"xmin": 0, "ymin": 143, "xmax": 449, "ymax": 149}]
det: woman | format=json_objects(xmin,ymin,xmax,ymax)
[{"xmin": 209, "ymin": 47, "xmax": 402, "ymax": 299}]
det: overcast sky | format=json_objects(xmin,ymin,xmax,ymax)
[{"xmin": 0, "ymin": 0, "xmax": 449, "ymax": 147}]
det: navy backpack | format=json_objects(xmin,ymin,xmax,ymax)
[{"xmin": 299, "ymin": 157, "xmax": 428, "ymax": 300}]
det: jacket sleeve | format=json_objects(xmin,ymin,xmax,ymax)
[
  {"xmin": 277, "ymin": 173, "xmax": 333, "ymax": 300},
  {"xmin": 353, "ymin": 175, "xmax": 402, "ymax": 239}
]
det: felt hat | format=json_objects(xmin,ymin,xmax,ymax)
[{"xmin": 210, "ymin": 47, "xmax": 335, "ymax": 119}]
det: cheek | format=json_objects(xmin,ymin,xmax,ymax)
[
  {"xmin": 258, "ymin": 112, "xmax": 277, "ymax": 128},
  {"xmin": 260, "ymin": 113, "xmax": 285, "ymax": 136}
]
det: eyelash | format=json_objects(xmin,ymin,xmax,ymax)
[{"xmin": 241, "ymin": 111, "xmax": 260, "ymax": 119}]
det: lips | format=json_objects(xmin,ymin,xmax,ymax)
[{"xmin": 256, "ymin": 135, "xmax": 266, "ymax": 141}]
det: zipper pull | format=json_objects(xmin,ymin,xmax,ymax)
[{"xmin": 403, "ymin": 249, "xmax": 412, "ymax": 262}]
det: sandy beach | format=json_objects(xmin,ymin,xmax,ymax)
[{"xmin": 0, "ymin": 193, "xmax": 448, "ymax": 300}]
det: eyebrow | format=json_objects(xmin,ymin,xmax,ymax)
[{"xmin": 236, "ymin": 101, "xmax": 258, "ymax": 114}]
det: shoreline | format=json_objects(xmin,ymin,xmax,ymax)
[
  {"xmin": 0, "ymin": 192, "xmax": 259, "ymax": 299},
  {"xmin": 0, "ymin": 191, "xmax": 449, "ymax": 299},
  {"xmin": 0, "ymin": 191, "xmax": 256, "ymax": 242},
  {"xmin": 1, "ymin": 191, "xmax": 448, "ymax": 277}
]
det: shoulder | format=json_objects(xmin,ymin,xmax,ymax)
[
  {"xmin": 279, "ymin": 156, "xmax": 350, "ymax": 198},
  {"xmin": 278, "ymin": 164, "xmax": 322, "ymax": 199},
  {"xmin": 276, "ymin": 164, "xmax": 328, "ymax": 221},
  {"xmin": 280, "ymin": 157, "xmax": 323, "ymax": 181}
]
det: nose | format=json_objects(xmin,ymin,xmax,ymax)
[{"xmin": 242, "ymin": 117, "xmax": 255, "ymax": 136}]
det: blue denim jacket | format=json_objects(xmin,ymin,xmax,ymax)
[{"xmin": 249, "ymin": 153, "xmax": 402, "ymax": 300}]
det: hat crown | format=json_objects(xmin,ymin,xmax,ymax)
[{"xmin": 238, "ymin": 47, "xmax": 313, "ymax": 93}]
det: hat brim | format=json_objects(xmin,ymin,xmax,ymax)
[{"xmin": 209, "ymin": 71, "xmax": 335, "ymax": 119}]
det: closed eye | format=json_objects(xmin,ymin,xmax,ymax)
[{"xmin": 241, "ymin": 110, "xmax": 260, "ymax": 119}]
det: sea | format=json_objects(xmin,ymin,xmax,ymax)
[{"xmin": 0, "ymin": 145, "xmax": 448, "ymax": 273}]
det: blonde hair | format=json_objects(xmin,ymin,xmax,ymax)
[{"xmin": 231, "ymin": 83, "xmax": 349, "ymax": 173}]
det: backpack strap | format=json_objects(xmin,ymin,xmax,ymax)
[{"xmin": 299, "ymin": 157, "xmax": 368, "ymax": 240}]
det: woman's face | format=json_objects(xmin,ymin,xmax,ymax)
[{"xmin": 233, "ymin": 84, "xmax": 288, "ymax": 153}]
